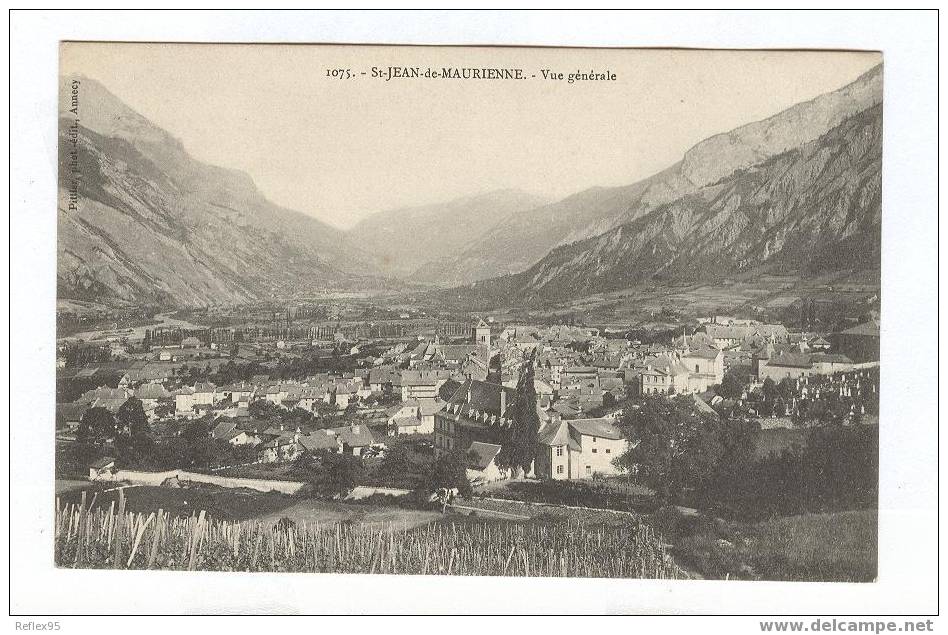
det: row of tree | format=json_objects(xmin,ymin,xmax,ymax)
[
  {"xmin": 71, "ymin": 399, "xmax": 253, "ymax": 473},
  {"xmin": 615, "ymin": 394, "xmax": 878, "ymax": 520}
]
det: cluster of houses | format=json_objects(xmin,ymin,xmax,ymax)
[{"xmin": 59, "ymin": 314, "xmax": 880, "ymax": 484}]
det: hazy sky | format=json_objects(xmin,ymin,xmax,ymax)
[{"xmin": 61, "ymin": 43, "xmax": 880, "ymax": 229}]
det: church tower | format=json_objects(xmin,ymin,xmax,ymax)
[{"xmin": 473, "ymin": 318, "xmax": 491, "ymax": 347}]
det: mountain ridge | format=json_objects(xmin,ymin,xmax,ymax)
[
  {"xmin": 435, "ymin": 102, "xmax": 882, "ymax": 308},
  {"xmin": 58, "ymin": 76, "xmax": 386, "ymax": 307},
  {"xmin": 417, "ymin": 64, "xmax": 882, "ymax": 286}
]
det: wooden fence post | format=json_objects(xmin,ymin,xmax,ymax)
[{"xmin": 112, "ymin": 488, "xmax": 126, "ymax": 568}]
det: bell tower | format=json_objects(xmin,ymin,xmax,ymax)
[{"xmin": 473, "ymin": 318, "xmax": 491, "ymax": 347}]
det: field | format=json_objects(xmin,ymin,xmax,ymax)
[
  {"xmin": 493, "ymin": 270, "xmax": 879, "ymax": 326},
  {"xmin": 669, "ymin": 509, "xmax": 877, "ymax": 582},
  {"xmin": 54, "ymin": 491, "xmax": 682, "ymax": 578}
]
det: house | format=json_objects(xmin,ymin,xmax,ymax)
[
  {"xmin": 636, "ymin": 347, "xmax": 722, "ymax": 396},
  {"xmin": 638, "ymin": 356, "xmax": 692, "ymax": 395},
  {"xmin": 329, "ymin": 424, "xmax": 377, "ymax": 456},
  {"xmin": 224, "ymin": 429, "xmax": 260, "ymax": 446},
  {"xmin": 434, "ymin": 378, "xmax": 517, "ymax": 456},
  {"xmin": 533, "ymin": 377, "xmax": 555, "ymax": 398},
  {"xmin": 418, "ymin": 398, "xmax": 445, "ymax": 432},
  {"xmin": 221, "ymin": 382, "xmax": 256, "ymax": 403},
  {"xmin": 193, "ymin": 382, "xmax": 217, "ymax": 405},
  {"xmin": 57, "ymin": 402, "xmax": 87, "ymax": 432},
  {"xmin": 333, "ymin": 381, "xmax": 360, "ymax": 410},
  {"xmin": 676, "ymin": 335, "xmax": 725, "ymax": 390},
  {"xmin": 173, "ymin": 387, "xmax": 196, "ymax": 415},
  {"xmin": 88, "ymin": 457, "xmax": 116, "ymax": 480},
  {"xmin": 134, "ymin": 383, "xmax": 171, "ymax": 412},
  {"xmin": 77, "ymin": 386, "xmax": 130, "ymax": 407},
  {"xmin": 465, "ymin": 441, "xmax": 508, "ymax": 484},
  {"xmin": 434, "ymin": 344, "xmax": 479, "ymax": 365},
  {"xmin": 535, "ymin": 417, "xmax": 628, "ymax": 480},
  {"xmin": 511, "ymin": 333, "xmax": 540, "ymax": 353},
  {"xmin": 265, "ymin": 384, "xmax": 289, "ymax": 406},
  {"xmin": 368, "ymin": 366, "xmax": 399, "ymax": 393},
  {"xmin": 298, "ymin": 386, "xmax": 331, "ymax": 411},
  {"xmin": 258, "ymin": 433, "xmax": 303, "ymax": 463},
  {"xmin": 395, "ymin": 369, "xmax": 454, "ymax": 401},
  {"xmin": 211, "ymin": 418, "xmax": 259, "ymax": 446},
  {"xmin": 90, "ymin": 396, "xmax": 129, "ymax": 414},
  {"xmin": 385, "ymin": 398, "xmax": 444, "ymax": 435},
  {"xmin": 560, "ymin": 374, "xmax": 605, "ymax": 409},
  {"xmin": 299, "ymin": 430, "xmax": 343, "ymax": 454},
  {"xmin": 386, "ymin": 400, "xmax": 421, "ymax": 435},
  {"xmin": 562, "ymin": 366, "xmax": 598, "ymax": 382}
]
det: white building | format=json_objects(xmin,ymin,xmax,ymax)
[{"xmin": 535, "ymin": 417, "xmax": 628, "ymax": 480}]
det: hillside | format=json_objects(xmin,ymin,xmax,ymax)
[
  {"xmin": 423, "ymin": 64, "xmax": 882, "ymax": 286},
  {"xmin": 349, "ymin": 189, "xmax": 547, "ymax": 279},
  {"xmin": 58, "ymin": 77, "xmax": 383, "ymax": 307},
  {"xmin": 439, "ymin": 103, "xmax": 882, "ymax": 308}
]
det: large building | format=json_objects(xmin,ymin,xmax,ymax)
[
  {"xmin": 434, "ymin": 378, "xmax": 516, "ymax": 455},
  {"xmin": 755, "ymin": 347, "xmax": 855, "ymax": 382},
  {"xmin": 535, "ymin": 417, "xmax": 628, "ymax": 480},
  {"xmin": 697, "ymin": 321, "xmax": 789, "ymax": 350},
  {"xmin": 394, "ymin": 369, "xmax": 454, "ymax": 401},
  {"xmin": 829, "ymin": 320, "xmax": 880, "ymax": 363},
  {"xmin": 636, "ymin": 343, "xmax": 724, "ymax": 396}
]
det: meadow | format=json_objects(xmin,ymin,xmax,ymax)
[{"xmin": 669, "ymin": 509, "xmax": 877, "ymax": 582}]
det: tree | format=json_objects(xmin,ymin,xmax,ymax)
[
  {"xmin": 379, "ymin": 444, "xmax": 412, "ymax": 487},
  {"xmin": 180, "ymin": 419, "xmax": 227, "ymax": 468},
  {"xmin": 77, "ymin": 407, "xmax": 115, "ymax": 445},
  {"xmin": 717, "ymin": 368, "xmax": 746, "ymax": 400},
  {"xmin": 614, "ymin": 395, "xmax": 726, "ymax": 502},
  {"xmin": 114, "ymin": 430, "xmax": 157, "ymax": 468},
  {"xmin": 249, "ymin": 400, "xmax": 283, "ymax": 421},
  {"xmin": 314, "ymin": 453, "xmax": 364, "ymax": 498},
  {"xmin": 496, "ymin": 360, "xmax": 541, "ymax": 477},
  {"xmin": 425, "ymin": 451, "xmax": 472, "ymax": 498},
  {"xmin": 115, "ymin": 397, "xmax": 148, "ymax": 437},
  {"xmin": 153, "ymin": 401, "xmax": 175, "ymax": 419}
]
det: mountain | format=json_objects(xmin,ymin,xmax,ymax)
[
  {"xmin": 422, "ymin": 64, "xmax": 883, "ymax": 286},
  {"xmin": 440, "ymin": 102, "xmax": 882, "ymax": 308},
  {"xmin": 349, "ymin": 189, "xmax": 547, "ymax": 279},
  {"xmin": 58, "ymin": 77, "xmax": 383, "ymax": 307}
]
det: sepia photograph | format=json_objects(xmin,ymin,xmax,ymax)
[
  {"xmin": 54, "ymin": 41, "xmax": 882, "ymax": 582},
  {"xmin": 8, "ymin": 8, "xmax": 940, "ymax": 621}
]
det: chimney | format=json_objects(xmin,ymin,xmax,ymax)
[{"xmin": 500, "ymin": 389, "xmax": 507, "ymax": 416}]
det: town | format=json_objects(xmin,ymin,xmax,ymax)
[{"xmin": 55, "ymin": 298, "xmax": 880, "ymax": 581}]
